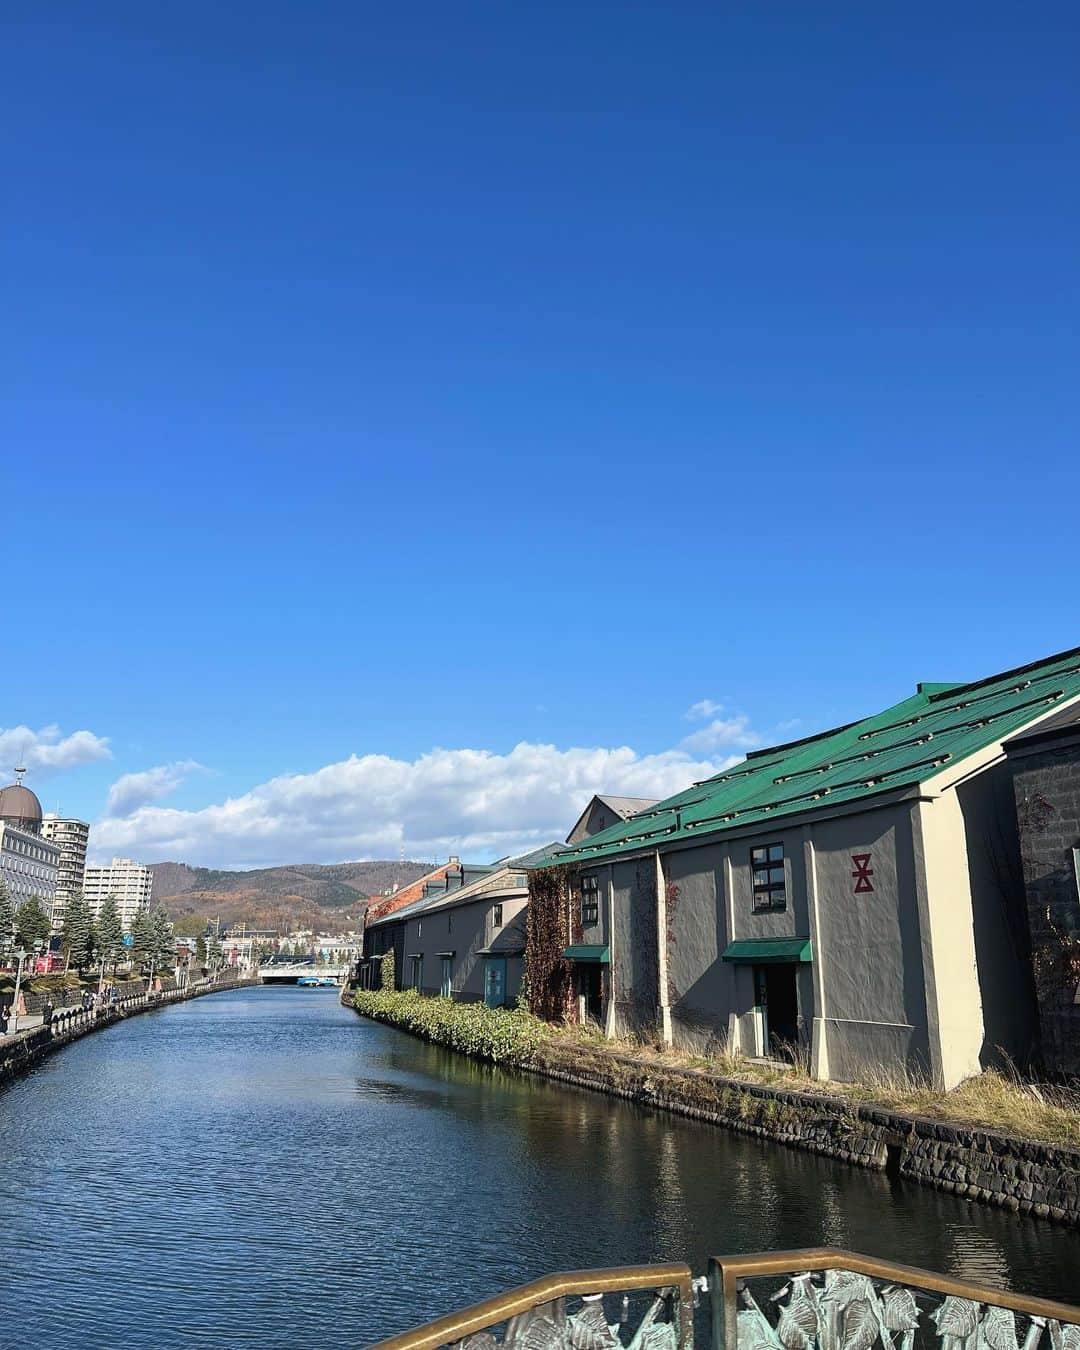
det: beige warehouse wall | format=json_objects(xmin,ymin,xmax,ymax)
[{"xmin": 913, "ymin": 792, "xmax": 985, "ymax": 1090}]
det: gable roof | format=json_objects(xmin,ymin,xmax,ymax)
[
  {"xmin": 548, "ymin": 645, "xmax": 1080, "ymax": 869},
  {"xmin": 598, "ymin": 795, "xmax": 659, "ymax": 815},
  {"xmin": 1004, "ymin": 699, "xmax": 1080, "ymax": 756},
  {"xmin": 364, "ymin": 860, "xmax": 476, "ymax": 927},
  {"xmin": 381, "ymin": 842, "xmax": 567, "ymax": 922},
  {"xmin": 565, "ymin": 793, "xmax": 660, "ymax": 844}
]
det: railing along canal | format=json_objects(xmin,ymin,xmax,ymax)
[{"xmin": 368, "ymin": 1248, "xmax": 1080, "ymax": 1350}]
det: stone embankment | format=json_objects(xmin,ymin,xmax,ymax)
[
  {"xmin": 0, "ymin": 977, "xmax": 258, "ymax": 1088},
  {"xmin": 346, "ymin": 989, "xmax": 1080, "ymax": 1227}
]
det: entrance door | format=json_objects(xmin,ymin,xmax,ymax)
[
  {"xmin": 758, "ymin": 965, "xmax": 799, "ymax": 1057},
  {"xmin": 484, "ymin": 958, "xmax": 506, "ymax": 1008},
  {"xmin": 440, "ymin": 957, "xmax": 453, "ymax": 998},
  {"xmin": 580, "ymin": 965, "xmax": 603, "ymax": 1025}
]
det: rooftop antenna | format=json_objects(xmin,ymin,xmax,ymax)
[{"xmin": 13, "ymin": 764, "xmax": 26, "ymax": 785}]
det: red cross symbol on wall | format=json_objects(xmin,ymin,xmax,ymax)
[{"xmin": 851, "ymin": 853, "xmax": 874, "ymax": 894}]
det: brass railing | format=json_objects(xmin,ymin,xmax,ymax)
[
  {"xmin": 368, "ymin": 1262, "xmax": 695, "ymax": 1350},
  {"xmin": 367, "ymin": 1249, "xmax": 1080, "ymax": 1350},
  {"xmin": 709, "ymin": 1248, "xmax": 1080, "ymax": 1350}
]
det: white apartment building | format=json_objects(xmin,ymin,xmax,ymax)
[
  {"xmin": 83, "ymin": 857, "xmax": 154, "ymax": 930},
  {"xmin": 41, "ymin": 814, "xmax": 90, "ymax": 932}
]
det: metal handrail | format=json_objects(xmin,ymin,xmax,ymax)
[
  {"xmin": 368, "ymin": 1261, "xmax": 694, "ymax": 1350},
  {"xmin": 708, "ymin": 1247, "xmax": 1080, "ymax": 1350}
]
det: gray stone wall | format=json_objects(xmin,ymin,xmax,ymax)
[{"xmin": 1010, "ymin": 742, "xmax": 1080, "ymax": 1075}]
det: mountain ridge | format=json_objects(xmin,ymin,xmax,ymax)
[{"xmin": 149, "ymin": 858, "xmax": 436, "ymax": 934}]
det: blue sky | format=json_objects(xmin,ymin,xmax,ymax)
[{"xmin": 5, "ymin": 1, "xmax": 1078, "ymax": 866}]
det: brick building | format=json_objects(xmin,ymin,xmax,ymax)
[{"xmin": 1006, "ymin": 703, "xmax": 1080, "ymax": 1076}]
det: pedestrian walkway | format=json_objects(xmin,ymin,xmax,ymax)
[{"xmin": 1, "ymin": 1012, "xmax": 47, "ymax": 1038}]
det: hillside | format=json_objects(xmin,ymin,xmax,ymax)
[{"xmin": 150, "ymin": 859, "xmax": 434, "ymax": 934}]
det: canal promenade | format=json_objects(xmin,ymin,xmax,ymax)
[{"xmin": 3, "ymin": 984, "xmax": 1080, "ymax": 1349}]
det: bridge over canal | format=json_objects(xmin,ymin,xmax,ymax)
[{"xmin": 259, "ymin": 962, "xmax": 347, "ymax": 984}]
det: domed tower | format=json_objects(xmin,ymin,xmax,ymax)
[{"xmin": 0, "ymin": 767, "xmax": 44, "ymax": 836}]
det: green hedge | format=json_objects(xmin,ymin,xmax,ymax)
[{"xmin": 349, "ymin": 988, "xmax": 547, "ymax": 1065}]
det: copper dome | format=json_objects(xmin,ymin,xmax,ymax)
[{"xmin": 0, "ymin": 782, "xmax": 43, "ymax": 831}]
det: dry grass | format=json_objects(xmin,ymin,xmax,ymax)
[{"xmin": 548, "ymin": 1023, "xmax": 1080, "ymax": 1148}]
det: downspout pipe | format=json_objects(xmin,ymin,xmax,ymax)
[{"xmin": 655, "ymin": 849, "xmax": 673, "ymax": 1046}]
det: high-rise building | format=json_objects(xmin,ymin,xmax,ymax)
[
  {"xmin": 0, "ymin": 773, "xmax": 61, "ymax": 924},
  {"xmin": 83, "ymin": 857, "xmax": 154, "ymax": 931},
  {"xmin": 41, "ymin": 814, "xmax": 90, "ymax": 932}
]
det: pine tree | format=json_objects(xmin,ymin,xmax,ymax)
[
  {"xmin": 130, "ymin": 905, "xmax": 154, "ymax": 971},
  {"xmin": 0, "ymin": 881, "xmax": 14, "ymax": 958},
  {"xmin": 149, "ymin": 905, "xmax": 174, "ymax": 971},
  {"xmin": 95, "ymin": 895, "xmax": 125, "ymax": 972},
  {"xmin": 63, "ymin": 891, "xmax": 94, "ymax": 973},
  {"xmin": 194, "ymin": 934, "xmax": 207, "ymax": 969},
  {"xmin": 15, "ymin": 896, "xmax": 51, "ymax": 950}
]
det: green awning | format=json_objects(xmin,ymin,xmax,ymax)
[
  {"xmin": 722, "ymin": 938, "xmax": 812, "ymax": 965},
  {"xmin": 562, "ymin": 944, "xmax": 610, "ymax": 964}
]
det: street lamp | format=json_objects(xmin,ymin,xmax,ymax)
[{"xmin": 10, "ymin": 946, "xmax": 28, "ymax": 1035}]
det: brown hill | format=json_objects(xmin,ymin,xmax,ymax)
[{"xmin": 150, "ymin": 859, "xmax": 434, "ymax": 934}]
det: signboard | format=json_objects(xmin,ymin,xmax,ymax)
[{"xmin": 122, "ymin": 933, "xmax": 134, "ymax": 948}]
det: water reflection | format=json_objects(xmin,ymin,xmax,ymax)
[{"xmin": 0, "ymin": 988, "xmax": 1076, "ymax": 1349}]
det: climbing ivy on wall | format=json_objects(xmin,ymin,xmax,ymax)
[
  {"xmin": 380, "ymin": 950, "xmax": 396, "ymax": 991},
  {"xmin": 665, "ymin": 880, "xmax": 681, "ymax": 1006},
  {"xmin": 523, "ymin": 866, "xmax": 574, "ymax": 1022}
]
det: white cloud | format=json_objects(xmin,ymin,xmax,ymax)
[
  {"xmin": 90, "ymin": 737, "xmax": 755, "ymax": 870},
  {"xmin": 105, "ymin": 760, "xmax": 206, "ymax": 818},
  {"xmin": 686, "ymin": 699, "xmax": 723, "ymax": 721},
  {"xmin": 679, "ymin": 716, "xmax": 761, "ymax": 755},
  {"xmin": 0, "ymin": 724, "xmax": 111, "ymax": 778}
]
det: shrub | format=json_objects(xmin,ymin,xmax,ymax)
[{"xmin": 350, "ymin": 988, "xmax": 547, "ymax": 1065}]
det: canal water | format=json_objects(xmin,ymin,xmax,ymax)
[{"xmin": 1, "ymin": 986, "xmax": 1078, "ymax": 1348}]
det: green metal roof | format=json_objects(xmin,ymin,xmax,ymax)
[
  {"xmin": 722, "ymin": 938, "xmax": 813, "ymax": 964},
  {"xmin": 562, "ymin": 944, "xmax": 611, "ymax": 963},
  {"xmin": 550, "ymin": 646, "xmax": 1080, "ymax": 868}
]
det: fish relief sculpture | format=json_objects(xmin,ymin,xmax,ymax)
[
  {"xmin": 509, "ymin": 1308, "xmax": 567, "ymax": 1350},
  {"xmin": 931, "ymin": 1296, "xmax": 981, "ymax": 1350},
  {"xmin": 1049, "ymin": 1322, "xmax": 1080, "ymax": 1350},
  {"xmin": 773, "ymin": 1276, "xmax": 823, "ymax": 1350},
  {"xmin": 567, "ymin": 1298, "xmax": 620, "ymax": 1350},
  {"xmin": 456, "ymin": 1335, "xmax": 499, "ymax": 1350},
  {"xmin": 879, "ymin": 1286, "xmax": 920, "ymax": 1350}
]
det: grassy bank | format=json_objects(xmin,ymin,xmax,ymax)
[
  {"xmin": 349, "ymin": 988, "xmax": 547, "ymax": 1063},
  {"xmin": 542, "ymin": 1026, "xmax": 1080, "ymax": 1148},
  {"xmin": 348, "ymin": 988, "xmax": 1080, "ymax": 1148}
]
